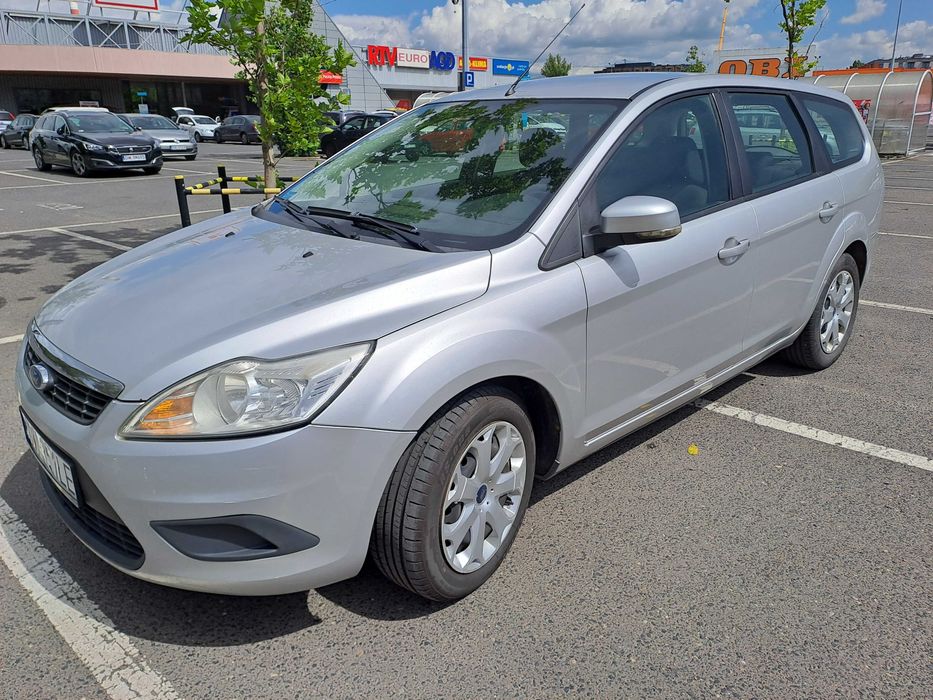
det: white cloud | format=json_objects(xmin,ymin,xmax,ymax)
[
  {"xmin": 840, "ymin": 0, "xmax": 886, "ymax": 26},
  {"xmin": 812, "ymin": 20, "xmax": 933, "ymax": 69}
]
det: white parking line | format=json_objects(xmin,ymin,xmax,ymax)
[
  {"xmin": 694, "ymin": 399, "xmax": 933, "ymax": 472},
  {"xmin": 883, "ymin": 200, "xmax": 933, "ymax": 206},
  {"xmin": 885, "ymin": 186, "xmax": 933, "ymax": 192},
  {"xmin": 0, "ymin": 498, "xmax": 180, "ymax": 700},
  {"xmin": 47, "ymin": 227, "xmax": 131, "ymax": 251},
  {"xmin": 0, "ymin": 209, "xmax": 224, "ymax": 237},
  {"xmin": 0, "ymin": 334, "xmax": 24, "ymax": 346},
  {"xmin": 861, "ymin": 300, "xmax": 933, "ymax": 315},
  {"xmin": 879, "ymin": 231, "xmax": 933, "ymax": 240},
  {"xmin": 0, "ymin": 170, "xmax": 64, "ymax": 184}
]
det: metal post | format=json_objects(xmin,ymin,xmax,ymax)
[
  {"xmin": 889, "ymin": 0, "xmax": 902, "ymax": 70},
  {"xmin": 217, "ymin": 164, "xmax": 231, "ymax": 214},
  {"xmin": 174, "ymin": 175, "xmax": 191, "ymax": 227},
  {"xmin": 460, "ymin": 0, "xmax": 468, "ymax": 91}
]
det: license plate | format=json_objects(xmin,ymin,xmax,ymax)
[
  {"xmin": 122, "ymin": 154, "xmax": 146, "ymax": 162},
  {"xmin": 21, "ymin": 413, "xmax": 79, "ymax": 507},
  {"xmin": 168, "ymin": 144, "xmax": 189, "ymax": 150}
]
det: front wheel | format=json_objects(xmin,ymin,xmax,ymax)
[
  {"xmin": 1, "ymin": 136, "xmax": 8, "ymax": 149},
  {"xmin": 240, "ymin": 132, "xmax": 249, "ymax": 145},
  {"xmin": 143, "ymin": 166, "xmax": 162, "ymax": 175},
  {"xmin": 371, "ymin": 386, "xmax": 536, "ymax": 601},
  {"xmin": 193, "ymin": 132, "xmax": 202, "ymax": 143},
  {"xmin": 70, "ymin": 151, "xmax": 89, "ymax": 177},
  {"xmin": 784, "ymin": 252, "xmax": 860, "ymax": 370}
]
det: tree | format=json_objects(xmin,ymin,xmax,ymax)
[
  {"xmin": 777, "ymin": 0, "xmax": 826, "ymax": 78},
  {"xmin": 541, "ymin": 53, "xmax": 572, "ymax": 77},
  {"xmin": 183, "ymin": 0, "xmax": 355, "ymax": 186},
  {"xmin": 849, "ymin": 59, "xmax": 865, "ymax": 69},
  {"xmin": 685, "ymin": 45, "xmax": 706, "ymax": 73}
]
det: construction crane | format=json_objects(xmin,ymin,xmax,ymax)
[{"xmin": 718, "ymin": 0, "xmax": 731, "ymax": 52}]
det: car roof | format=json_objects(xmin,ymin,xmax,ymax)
[
  {"xmin": 43, "ymin": 106, "xmax": 110, "ymax": 113},
  {"xmin": 433, "ymin": 72, "xmax": 853, "ymax": 104}
]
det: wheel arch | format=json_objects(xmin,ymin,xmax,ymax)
[{"xmin": 843, "ymin": 238, "xmax": 867, "ymax": 284}]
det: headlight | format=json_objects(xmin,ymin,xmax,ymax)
[
  {"xmin": 120, "ymin": 343, "xmax": 373, "ymax": 438},
  {"xmin": 83, "ymin": 142, "xmax": 105, "ymax": 151}
]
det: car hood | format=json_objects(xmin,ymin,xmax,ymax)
[
  {"xmin": 77, "ymin": 132, "xmax": 155, "ymax": 148},
  {"xmin": 34, "ymin": 209, "xmax": 491, "ymax": 401},
  {"xmin": 144, "ymin": 129, "xmax": 192, "ymax": 140}
]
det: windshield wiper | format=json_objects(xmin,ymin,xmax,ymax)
[
  {"xmin": 271, "ymin": 196, "xmax": 358, "ymax": 240},
  {"xmin": 300, "ymin": 206, "xmax": 442, "ymax": 252}
]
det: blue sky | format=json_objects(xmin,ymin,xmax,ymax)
[{"xmin": 323, "ymin": 0, "xmax": 931, "ymax": 72}]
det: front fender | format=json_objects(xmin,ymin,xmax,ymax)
[{"xmin": 315, "ymin": 261, "xmax": 588, "ymax": 453}]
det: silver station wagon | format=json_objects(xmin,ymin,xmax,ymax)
[{"xmin": 17, "ymin": 73, "xmax": 883, "ymax": 601}]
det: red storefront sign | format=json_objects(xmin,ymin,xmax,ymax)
[
  {"xmin": 319, "ymin": 71, "xmax": 342, "ymax": 85},
  {"xmin": 458, "ymin": 56, "xmax": 489, "ymax": 71}
]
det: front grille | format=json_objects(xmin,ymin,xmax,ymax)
[
  {"xmin": 25, "ymin": 344, "xmax": 111, "ymax": 424},
  {"xmin": 115, "ymin": 145, "xmax": 152, "ymax": 154},
  {"xmin": 42, "ymin": 473, "xmax": 145, "ymax": 569}
]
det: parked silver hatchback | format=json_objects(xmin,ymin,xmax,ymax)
[{"xmin": 16, "ymin": 74, "xmax": 883, "ymax": 600}]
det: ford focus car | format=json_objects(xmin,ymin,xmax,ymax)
[{"xmin": 16, "ymin": 74, "xmax": 882, "ymax": 601}]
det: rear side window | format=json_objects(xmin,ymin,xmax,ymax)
[
  {"xmin": 728, "ymin": 92, "xmax": 813, "ymax": 193},
  {"xmin": 802, "ymin": 97, "xmax": 865, "ymax": 166}
]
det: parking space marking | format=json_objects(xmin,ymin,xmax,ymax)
[
  {"xmin": 47, "ymin": 227, "xmax": 131, "ymax": 251},
  {"xmin": 0, "ymin": 334, "xmax": 24, "ymax": 346},
  {"xmin": 884, "ymin": 200, "xmax": 933, "ymax": 207},
  {"xmin": 0, "ymin": 170, "xmax": 63, "ymax": 184},
  {"xmin": 886, "ymin": 186, "xmax": 933, "ymax": 192},
  {"xmin": 0, "ymin": 209, "xmax": 225, "ymax": 237},
  {"xmin": 861, "ymin": 300, "xmax": 933, "ymax": 315},
  {"xmin": 694, "ymin": 399, "xmax": 933, "ymax": 472},
  {"xmin": 161, "ymin": 166, "xmax": 216, "ymax": 175},
  {"xmin": 0, "ymin": 498, "xmax": 180, "ymax": 700},
  {"xmin": 879, "ymin": 231, "xmax": 933, "ymax": 239}
]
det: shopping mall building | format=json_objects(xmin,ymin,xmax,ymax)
[{"xmin": 0, "ymin": 0, "xmax": 526, "ymax": 116}]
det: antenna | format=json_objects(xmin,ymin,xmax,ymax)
[{"xmin": 505, "ymin": 3, "xmax": 586, "ymax": 96}]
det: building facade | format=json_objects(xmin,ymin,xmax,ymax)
[
  {"xmin": 866, "ymin": 53, "xmax": 933, "ymax": 70},
  {"xmin": 595, "ymin": 61, "xmax": 689, "ymax": 73}
]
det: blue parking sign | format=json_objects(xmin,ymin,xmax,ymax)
[{"xmin": 464, "ymin": 71, "xmax": 475, "ymax": 88}]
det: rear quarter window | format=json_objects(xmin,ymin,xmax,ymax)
[{"xmin": 801, "ymin": 96, "xmax": 865, "ymax": 167}]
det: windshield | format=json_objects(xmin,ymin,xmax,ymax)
[
  {"xmin": 129, "ymin": 115, "xmax": 177, "ymax": 130},
  {"xmin": 66, "ymin": 113, "xmax": 135, "ymax": 134},
  {"xmin": 193, "ymin": 116, "xmax": 215, "ymax": 124},
  {"xmin": 272, "ymin": 99, "xmax": 624, "ymax": 250}
]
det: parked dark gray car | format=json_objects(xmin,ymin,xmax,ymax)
[{"xmin": 1, "ymin": 113, "xmax": 37, "ymax": 149}]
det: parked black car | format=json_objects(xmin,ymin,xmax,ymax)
[
  {"xmin": 31, "ymin": 109, "xmax": 162, "ymax": 176},
  {"xmin": 214, "ymin": 114, "xmax": 262, "ymax": 144},
  {"xmin": 1, "ymin": 113, "xmax": 38, "ymax": 149},
  {"xmin": 319, "ymin": 113, "xmax": 394, "ymax": 157},
  {"xmin": 322, "ymin": 109, "xmax": 364, "ymax": 128}
]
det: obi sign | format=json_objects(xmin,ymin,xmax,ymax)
[
  {"xmin": 710, "ymin": 50, "xmax": 798, "ymax": 78},
  {"xmin": 366, "ymin": 45, "xmax": 456, "ymax": 71}
]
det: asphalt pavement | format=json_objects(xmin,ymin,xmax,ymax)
[{"xmin": 0, "ymin": 142, "xmax": 931, "ymax": 699}]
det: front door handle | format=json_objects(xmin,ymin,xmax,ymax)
[
  {"xmin": 718, "ymin": 238, "xmax": 750, "ymax": 262},
  {"xmin": 819, "ymin": 201, "xmax": 839, "ymax": 222}
]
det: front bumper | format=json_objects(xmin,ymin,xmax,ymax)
[
  {"xmin": 87, "ymin": 152, "xmax": 163, "ymax": 170},
  {"xmin": 15, "ymin": 344, "xmax": 414, "ymax": 595},
  {"xmin": 159, "ymin": 144, "xmax": 197, "ymax": 158}
]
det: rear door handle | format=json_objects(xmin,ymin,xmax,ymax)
[
  {"xmin": 718, "ymin": 238, "xmax": 750, "ymax": 261},
  {"xmin": 819, "ymin": 201, "xmax": 839, "ymax": 222}
]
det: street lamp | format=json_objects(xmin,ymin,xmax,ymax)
[{"xmin": 452, "ymin": 0, "xmax": 468, "ymax": 91}]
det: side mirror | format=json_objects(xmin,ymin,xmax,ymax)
[
  {"xmin": 134, "ymin": 125, "xmax": 142, "ymax": 131},
  {"xmin": 584, "ymin": 196, "xmax": 681, "ymax": 255},
  {"xmin": 56, "ymin": 125, "xmax": 68, "ymax": 136}
]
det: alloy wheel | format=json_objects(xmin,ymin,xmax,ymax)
[
  {"xmin": 33, "ymin": 148, "xmax": 44, "ymax": 168},
  {"xmin": 240, "ymin": 132, "xmax": 248, "ymax": 145},
  {"xmin": 71, "ymin": 152, "xmax": 87, "ymax": 176},
  {"xmin": 820, "ymin": 270, "xmax": 855, "ymax": 353},
  {"xmin": 441, "ymin": 421, "xmax": 527, "ymax": 574}
]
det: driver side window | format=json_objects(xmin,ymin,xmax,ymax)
[
  {"xmin": 344, "ymin": 118, "xmax": 364, "ymax": 133},
  {"xmin": 591, "ymin": 93, "xmax": 731, "ymax": 224}
]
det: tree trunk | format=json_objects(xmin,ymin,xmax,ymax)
[
  {"xmin": 262, "ymin": 141, "xmax": 275, "ymax": 188},
  {"xmin": 256, "ymin": 14, "xmax": 276, "ymax": 187}
]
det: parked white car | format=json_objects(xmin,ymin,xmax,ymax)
[{"xmin": 176, "ymin": 114, "xmax": 219, "ymax": 142}]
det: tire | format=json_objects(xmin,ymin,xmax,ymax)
[
  {"xmin": 70, "ymin": 151, "xmax": 89, "ymax": 177},
  {"xmin": 240, "ymin": 132, "xmax": 249, "ymax": 145},
  {"xmin": 33, "ymin": 147, "xmax": 52, "ymax": 171},
  {"xmin": 371, "ymin": 386, "xmax": 536, "ymax": 601},
  {"xmin": 1, "ymin": 136, "xmax": 8, "ymax": 149},
  {"xmin": 143, "ymin": 166, "xmax": 162, "ymax": 175},
  {"xmin": 193, "ymin": 132, "xmax": 202, "ymax": 142},
  {"xmin": 322, "ymin": 142, "xmax": 336, "ymax": 158},
  {"xmin": 784, "ymin": 252, "xmax": 860, "ymax": 370}
]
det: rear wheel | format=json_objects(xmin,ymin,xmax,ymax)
[
  {"xmin": 322, "ymin": 142, "xmax": 336, "ymax": 158},
  {"xmin": 70, "ymin": 151, "xmax": 89, "ymax": 177},
  {"xmin": 371, "ymin": 386, "xmax": 535, "ymax": 601},
  {"xmin": 784, "ymin": 253, "xmax": 860, "ymax": 370},
  {"xmin": 33, "ymin": 147, "xmax": 52, "ymax": 171},
  {"xmin": 240, "ymin": 132, "xmax": 249, "ymax": 145},
  {"xmin": 1, "ymin": 135, "xmax": 8, "ymax": 149}
]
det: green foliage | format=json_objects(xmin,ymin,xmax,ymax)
[
  {"xmin": 849, "ymin": 59, "xmax": 865, "ymax": 69},
  {"xmin": 182, "ymin": 0, "xmax": 355, "ymax": 183},
  {"xmin": 541, "ymin": 53, "xmax": 572, "ymax": 78},
  {"xmin": 685, "ymin": 45, "xmax": 706, "ymax": 73},
  {"xmin": 777, "ymin": 0, "xmax": 826, "ymax": 77}
]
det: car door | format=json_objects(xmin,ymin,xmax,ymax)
[
  {"xmin": 722, "ymin": 90, "xmax": 845, "ymax": 352},
  {"xmin": 19, "ymin": 116, "xmax": 36, "ymax": 147},
  {"xmin": 49, "ymin": 115, "xmax": 70, "ymax": 164},
  {"xmin": 575, "ymin": 92, "xmax": 757, "ymax": 441}
]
